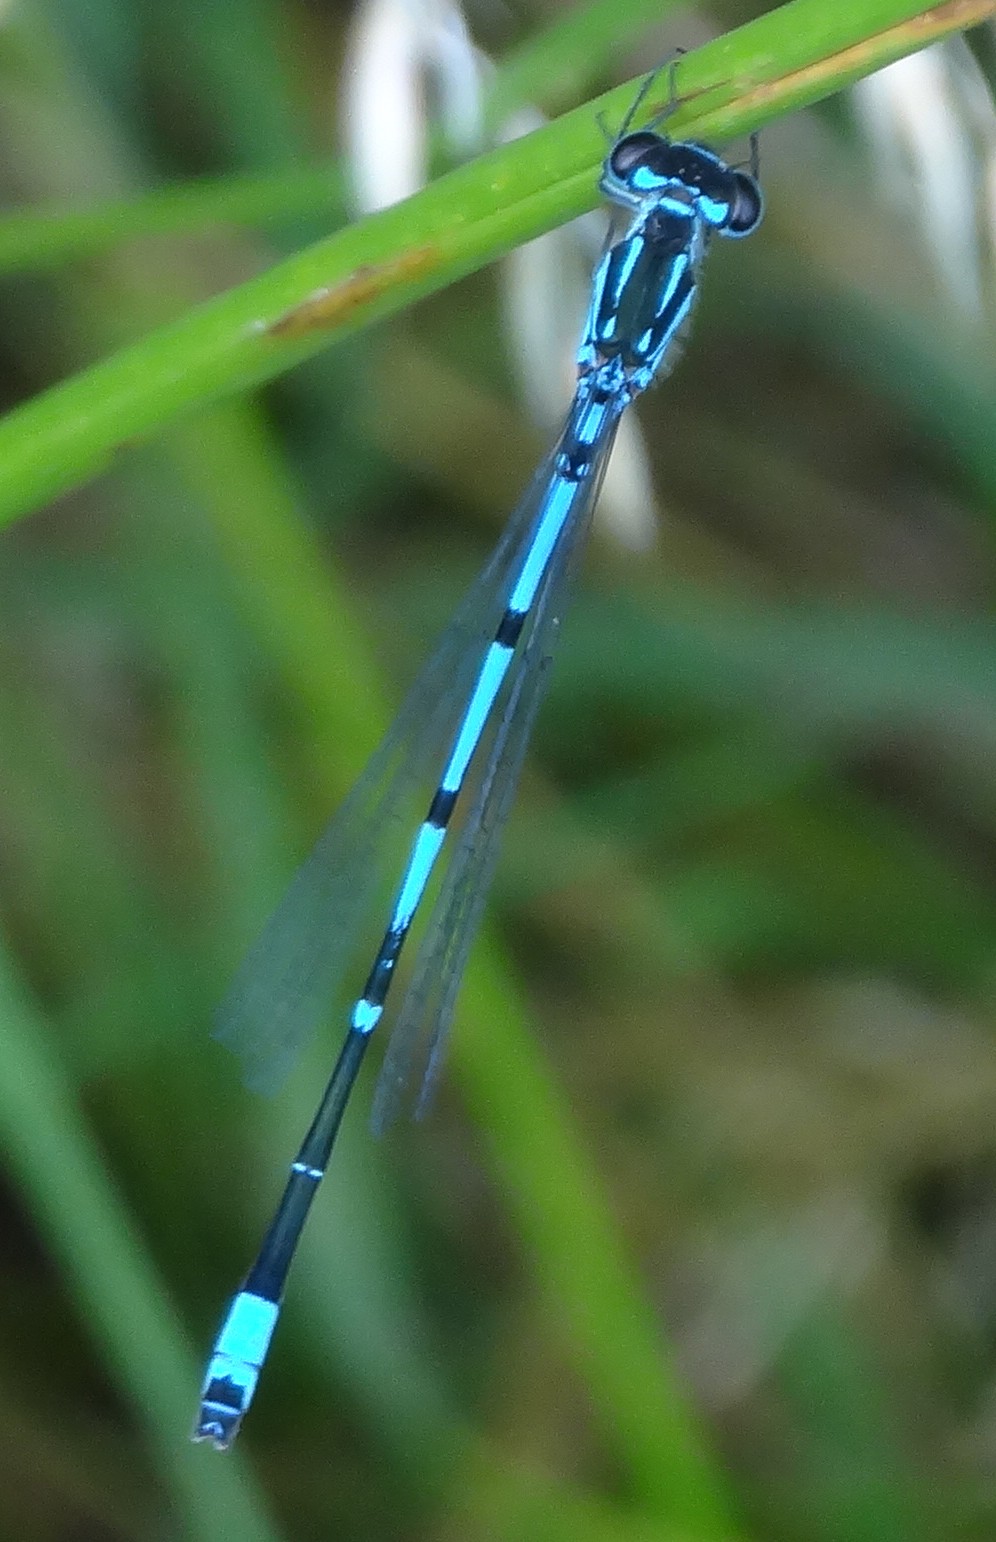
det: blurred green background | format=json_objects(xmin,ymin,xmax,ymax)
[{"xmin": 2, "ymin": 1, "xmax": 996, "ymax": 1538}]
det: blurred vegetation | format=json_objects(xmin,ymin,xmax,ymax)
[{"xmin": 1, "ymin": 1, "xmax": 995, "ymax": 1539}]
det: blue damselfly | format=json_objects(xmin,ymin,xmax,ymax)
[{"xmin": 194, "ymin": 72, "xmax": 763, "ymax": 1449}]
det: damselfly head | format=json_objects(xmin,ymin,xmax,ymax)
[{"xmin": 601, "ymin": 130, "xmax": 763, "ymax": 238}]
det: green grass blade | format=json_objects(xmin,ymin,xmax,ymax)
[
  {"xmin": 0, "ymin": 0, "xmax": 987, "ymax": 531},
  {"xmin": 0, "ymin": 939, "xmax": 284, "ymax": 1541}
]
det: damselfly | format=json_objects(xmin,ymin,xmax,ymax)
[{"xmin": 194, "ymin": 72, "xmax": 763, "ymax": 1449}]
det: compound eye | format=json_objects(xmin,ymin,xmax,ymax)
[
  {"xmin": 607, "ymin": 131, "xmax": 661, "ymax": 180},
  {"xmin": 724, "ymin": 172, "xmax": 764, "ymax": 236}
]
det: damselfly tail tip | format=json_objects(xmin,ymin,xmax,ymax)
[
  {"xmin": 192, "ymin": 1361, "xmax": 251, "ymax": 1450},
  {"xmin": 192, "ymin": 1290, "xmax": 280, "ymax": 1450},
  {"xmin": 192, "ymin": 1405, "xmax": 238, "ymax": 1451}
]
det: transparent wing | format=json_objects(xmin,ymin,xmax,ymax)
[
  {"xmin": 368, "ymin": 620, "xmax": 554, "ymax": 1135},
  {"xmin": 369, "ymin": 417, "xmax": 621, "ymax": 1135},
  {"xmin": 216, "ymin": 471, "xmax": 561, "ymax": 1095}
]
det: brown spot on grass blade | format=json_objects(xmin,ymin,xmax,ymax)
[
  {"xmin": 268, "ymin": 245, "xmax": 438, "ymax": 338},
  {"xmin": 745, "ymin": 0, "xmax": 996, "ymax": 116}
]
